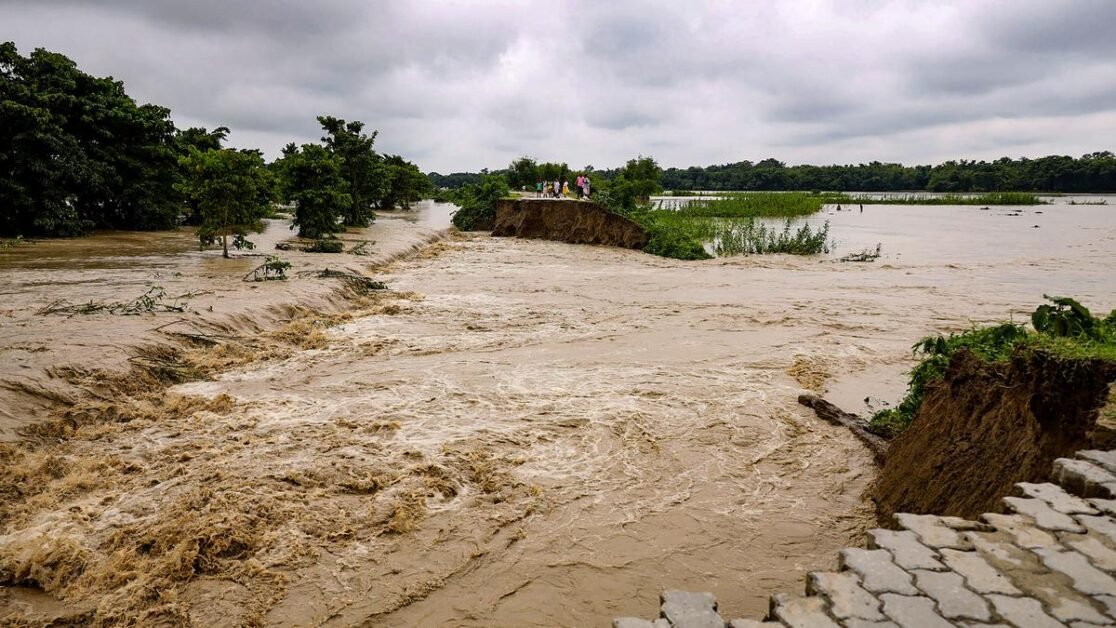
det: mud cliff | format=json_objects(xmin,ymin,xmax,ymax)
[
  {"xmin": 492, "ymin": 199, "xmax": 649, "ymax": 249},
  {"xmin": 873, "ymin": 348, "xmax": 1116, "ymax": 521}
]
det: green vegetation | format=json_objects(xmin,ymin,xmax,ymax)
[
  {"xmin": 675, "ymin": 192, "xmax": 828, "ymax": 218},
  {"xmin": 245, "ymin": 255, "xmax": 291, "ymax": 282},
  {"xmin": 0, "ymin": 43, "xmax": 430, "ymax": 239},
  {"xmin": 37, "ymin": 287, "xmax": 190, "ymax": 316},
  {"xmin": 714, "ymin": 219, "xmax": 831, "ymax": 256},
  {"xmin": 0, "ymin": 42, "xmax": 181, "ymax": 237},
  {"xmin": 318, "ymin": 116, "xmax": 385, "ymax": 227},
  {"xmin": 279, "ymin": 144, "xmax": 351, "ymax": 239},
  {"xmin": 450, "ymin": 174, "xmax": 511, "ymax": 230},
  {"xmin": 660, "ymin": 154, "xmax": 1116, "ymax": 193},
  {"xmin": 870, "ymin": 296, "xmax": 1116, "ymax": 437},
  {"xmin": 177, "ymin": 147, "xmax": 273, "ymax": 257},
  {"xmin": 839, "ymin": 192, "xmax": 1046, "ymax": 206}
]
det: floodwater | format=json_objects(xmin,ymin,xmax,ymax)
[{"xmin": 1, "ymin": 198, "xmax": 1115, "ymax": 625}]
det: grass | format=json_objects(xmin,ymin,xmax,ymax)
[
  {"xmin": 834, "ymin": 192, "xmax": 1047, "ymax": 206},
  {"xmin": 622, "ymin": 195, "xmax": 834, "ymax": 260},
  {"xmin": 870, "ymin": 297, "xmax": 1116, "ymax": 437},
  {"xmin": 714, "ymin": 218, "xmax": 830, "ymax": 256},
  {"xmin": 673, "ymin": 192, "xmax": 829, "ymax": 218}
]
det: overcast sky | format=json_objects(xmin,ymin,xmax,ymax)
[{"xmin": 3, "ymin": 0, "xmax": 1114, "ymax": 173}]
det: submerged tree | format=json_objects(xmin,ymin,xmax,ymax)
[
  {"xmin": 177, "ymin": 147, "xmax": 272, "ymax": 258},
  {"xmin": 318, "ymin": 115, "xmax": 385, "ymax": 227},
  {"xmin": 382, "ymin": 154, "xmax": 431, "ymax": 209},
  {"xmin": 285, "ymin": 144, "xmax": 350, "ymax": 238}
]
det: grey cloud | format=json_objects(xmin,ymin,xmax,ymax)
[{"xmin": 1, "ymin": 0, "xmax": 1113, "ymax": 172}]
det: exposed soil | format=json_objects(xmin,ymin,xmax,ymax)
[
  {"xmin": 492, "ymin": 199, "xmax": 649, "ymax": 249},
  {"xmin": 872, "ymin": 348, "xmax": 1116, "ymax": 522}
]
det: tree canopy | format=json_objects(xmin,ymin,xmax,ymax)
[
  {"xmin": 0, "ymin": 43, "xmax": 430, "ymax": 239},
  {"xmin": 1, "ymin": 42, "xmax": 181, "ymax": 237},
  {"xmin": 177, "ymin": 147, "xmax": 273, "ymax": 257}
]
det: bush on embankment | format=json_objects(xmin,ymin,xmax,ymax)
[
  {"xmin": 870, "ymin": 296, "xmax": 1116, "ymax": 438},
  {"xmin": 450, "ymin": 174, "xmax": 511, "ymax": 231}
]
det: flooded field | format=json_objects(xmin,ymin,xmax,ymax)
[{"xmin": 2, "ymin": 199, "xmax": 1115, "ymax": 625}]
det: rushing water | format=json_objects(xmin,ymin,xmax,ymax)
[{"xmin": 1, "ymin": 198, "xmax": 1114, "ymax": 625}]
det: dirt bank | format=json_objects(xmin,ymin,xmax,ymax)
[
  {"xmin": 872, "ymin": 348, "xmax": 1116, "ymax": 521},
  {"xmin": 492, "ymin": 199, "xmax": 649, "ymax": 249}
]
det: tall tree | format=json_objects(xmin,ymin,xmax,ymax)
[
  {"xmin": 382, "ymin": 155, "xmax": 431, "ymax": 209},
  {"xmin": 177, "ymin": 147, "xmax": 272, "ymax": 258},
  {"xmin": 0, "ymin": 42, "xmax": 181, "ymax": 236},
  {"xmin": 318, "ymin": 115, "xmax": 384, "ymax": 227},
  {"xmin": 285, "ymin": 144, "xmax": 349, "ymax": 239}
]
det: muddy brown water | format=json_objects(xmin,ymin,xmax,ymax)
[{"xmin": 1, "ymin": 199, "xmax": 1115, "ymax": 625}]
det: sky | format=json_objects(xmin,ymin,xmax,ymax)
[{"xmin": 2, "ymin": 0, "xmax": 1115, "ymax": 173}]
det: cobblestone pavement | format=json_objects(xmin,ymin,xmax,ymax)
[{"xmin": 615, "ymin": 449, "xmax": 1116, "ymax": 627}]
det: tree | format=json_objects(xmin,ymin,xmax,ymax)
[
  {"xmin": 285, "ymin": 144, "xmax": 349, "ymax": 239},
  {"xmin": 507, "ymin": 156, "xmax": 540, "ymax": 189},
  {"xmin": 605, "ymin": 155, "xmax": 663, "ymax": 210},
  {"xmin": 382, "ymin": 155, "xmax": 431, "ymax": 209},
  {"xmin": 318, "ymin": 115, "xmax": 385, "ymax": 227},
  {"xmin": 451, "ymin": 174, "xmax": 509, "ymax": 231},
  {"xmin": 0, "ymin": 42, "xmax": 182, "ymax": 237},
  {"xmin": 176, "ymin": 147, "xmax": 272, "ymax": 258}
]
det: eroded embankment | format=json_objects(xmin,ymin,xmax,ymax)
[
  {"xmin": 492, "ymin": 198, "xmax": 649, "ymax": 249},
  {"xmin": 873, "ymin": 348, "xmax": 1116, "ymax": 521}
]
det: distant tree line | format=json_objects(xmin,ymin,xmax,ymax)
[
  {"xmin": 660, "ymin": 155, "xmax": 1116, "ymax": 193},
  {"xmin": 430, "ymin": 153, "xmax": 1116, "ymax": 194},
  {"xmin": 0, "ymin": 42, "xmax": 429, "ymax": 241}
]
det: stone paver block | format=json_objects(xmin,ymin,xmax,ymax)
[
  {"xmin": 911, "ymin": 569, "xmax": 992, "ymax": 621},
  {"xmin": 980, "ymin": 513, "xmax": 1061, "ymax": 549},
  {"xmin": 661, "ymin": 590, "xmax": 724, "ymax": 628},
  {"xmin": 965, "ymin": 531, "xmax": 1040, "ymax": 571},
  {"xmin": 1096, "ymin": 594, "xmax": 1116, "ymax": 618},
  {"xmin": 1034, "ymin": 548, "xmax": 1116, "ymax": 596},
  {"xmin": 1003, "ymin": 496, "xmax": 1086, "ymax": 533},
  {"xmin": 727, "ymin": 619, "xmax": 781, "ymax": 628},
  {"xmin": 844, "ymin": 621, "xmax": 899, "ymax": 628},
  {"xmin": 1079, "ymin": 451, "xmax": 1116, "ymax": 474},
  {"xmin": 1018, "ymin": 482, "xmax": 1100, "ymax": 515},
  {"xmin": 940, "ymin": 549, "xmax": 1021, "ymax": 595},
  {"xmin": 878, "ymin": 593, "xmax": 953, "ymax": 628},
  {"xmin": 769, "ymin": 593, "xmax": 839, "ymax": 628},
  {"xmin": 986, "ymin": 594, "xmax": 1065, "ymax": 628},
  {"xmin": 869, "ymin": 529, "xmax": 946, "ymax": 571},
  {"xmin": 840, "ymin": 548, "xmax": 920, "ymax": 596},
  {"xmin": 1090, "ymin": 499, "xmax": 1116, "ymax": 517},
  {"xmin": 807, "ymin": 571, "xmax": 885, "ymax": 621},
  {"xmin": 1068, "ymin": 622, "xmax": 1109, "ymax": 628},
  {"xmin": 1079, "ymin": 515, "xmax": 1116, "ymax": 547},
  {"xmin": 894, "ymin": 513, "xmax": 972, "ymax": 549},
  {"xmin": 1065, "ymin": 534, "xmax": 1116, "ymax": 572},
  {"xmin": 1042, "ymin": 588, "xmax": 1114, "ymax": 625},
  {"xmin": 1055, "ymin": 458, "xmax": 1116, "ymax": 499}
]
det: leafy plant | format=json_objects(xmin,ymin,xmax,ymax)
[
  {"xmin": 245, "ymin": 255, "xmax": 292, "ymax": 281},
  {"xmin": 870, "ymin": 297, "xmax": 1116, "ymax": 437},
  {"xmin": 450, "ymin": 174, "xmax": 510, "ymax": 231},
  {"xmin": 1032, "ymin": 295, "xmax": 1100, "ymax": 340}
]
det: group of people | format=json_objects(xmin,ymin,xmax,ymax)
[{"xmin": 535, "ymin": 176, "xmax": 592, "ymax": 199}]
